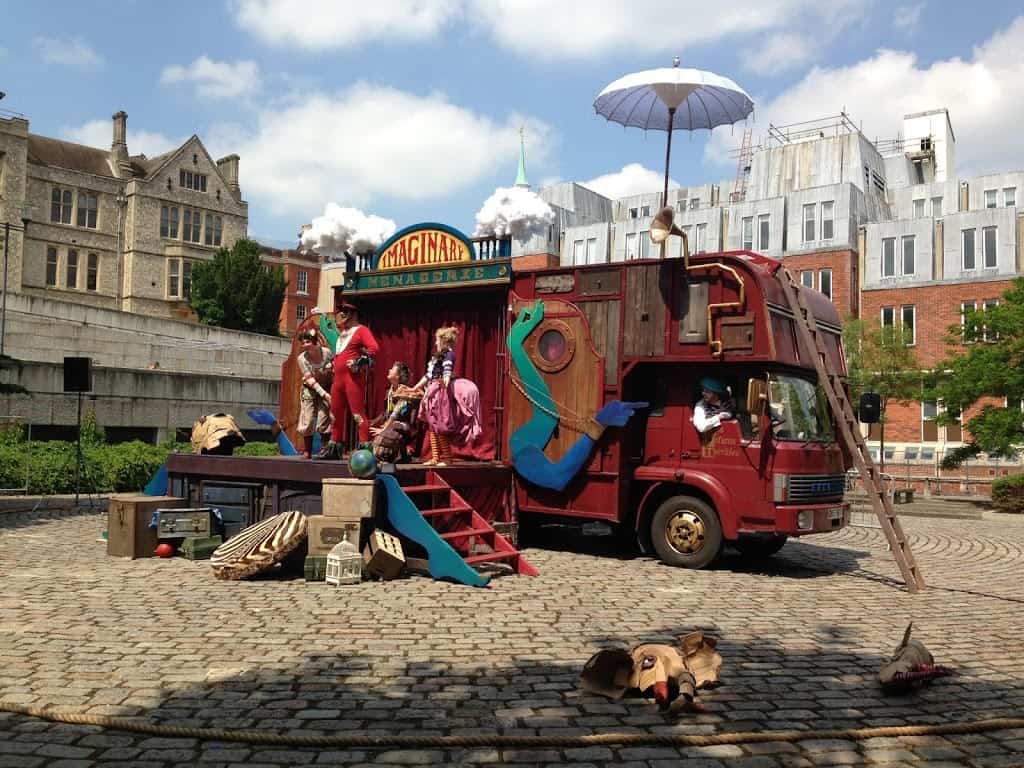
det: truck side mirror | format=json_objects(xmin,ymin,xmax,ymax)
[
  {"xmin": 746, "ymin": 378, "xmax": 767, "ymax": 413},
  {"xmin": 859, "ymin": 392, "xmax": 881, "ymax": 424}
]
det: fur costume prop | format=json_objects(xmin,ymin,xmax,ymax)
[{"xmin": 879, "ymin": 623, "xmax": 954, "ymax": 692}]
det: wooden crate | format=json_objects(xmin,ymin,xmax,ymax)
[
  {"xmin": 107, "ymin": 495, "xmax": 187, "ymax": 559},
  {"xmin": 363, "ymin": 530, "xmax": 405, "ymax": 580},
  {"xmin": 322, "ymin": 478, "xmax": 376, "ymax": 522},
  {"xmin": 307, "ymin": 517, "xmax": 361, "ymax": 556}
]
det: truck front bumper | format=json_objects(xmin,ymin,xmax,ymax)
[{"xmin": 775, "ymin": 502, "xmax": 849, "ymax": 535}]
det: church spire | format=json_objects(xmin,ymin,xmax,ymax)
[{"xmin": 514, "ymin": 125, "xmax": 530, "ymax": 188}]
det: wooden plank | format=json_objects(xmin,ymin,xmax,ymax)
[
  {"xmin": 605, "ymin": 300, "xmax": 621, "ymax": 385},
  {"xmin": 578, "ymin": 269, "xmax": 619, "ymax": 296},
  {"xmin": 623, "ymin": 266, "xmax": 649, "ymax": 357}
]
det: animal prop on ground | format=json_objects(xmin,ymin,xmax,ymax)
[
  {"xmin": 580, "ymin": 632, "xmax": 722, "ymax": 714},
  {"xmin": 879, "ymin": 623, "xmax": 954, "ymax": 693},
  {"xmin": 191, "ymin": 413, "xmax": 246, "ymax": 455},
  {"xmin": 210, "ymin": 510, "xmax": 307, "ymax": 580}
]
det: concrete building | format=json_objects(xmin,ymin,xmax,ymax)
[
  {"xmin": 1, "ymin": 109, "xmax": 286, "ymax": 444},
  {"xmin": 508, "ymin": 108, "xmax": 1023, "ymax": 472}
]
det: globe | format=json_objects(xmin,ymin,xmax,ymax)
[{"xmin": 348, "ymin": 449, "xmax": 378, "ymax": 479}]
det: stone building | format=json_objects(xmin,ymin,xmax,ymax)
[{"xmin": 1, "ymin": 110, "xmax": 247, "ymax": 319}]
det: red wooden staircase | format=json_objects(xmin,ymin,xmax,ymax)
[{"xmin": 400, "ymin": 471, "xmax": 538, "ymax": 577}]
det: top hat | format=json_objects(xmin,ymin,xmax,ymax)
[
  {"xmin": 336, "ymin": 300, "xmax": 358, "ymax": 313},
  {"xmin": 699, "ymin": 377, "xmax": 727, "ymax": 395}
]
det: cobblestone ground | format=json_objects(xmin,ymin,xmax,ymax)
[{"xmin": 1, "ymin": 508, "xmax": 1023, "ymax": 767}]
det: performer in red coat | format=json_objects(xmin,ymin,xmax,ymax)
[{"xmin": 318, "ymin": 301, "xmax": 379, "ymax": 460}]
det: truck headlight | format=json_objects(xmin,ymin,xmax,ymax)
[
  {"xmin": 797, "ymin": 510, "xmax": 813, "ymax": 530},
  {"xmin": 773, "ymin": 474, "xmax": 789, "ymax": 503}
]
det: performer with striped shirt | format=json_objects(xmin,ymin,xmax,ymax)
[{"xmin": 413, "ymin": 325, "xmax": 459, "ymax": 466}]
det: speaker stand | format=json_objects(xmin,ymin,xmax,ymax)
[{"xmin": 75, "ymin": 391, "xmax": 83, "ymax": 506}]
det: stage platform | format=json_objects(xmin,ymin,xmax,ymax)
[{"xmin": 165, "ymin": 453, "xmax": 513, "ymax": 522}]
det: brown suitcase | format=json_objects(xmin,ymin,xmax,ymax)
[{"xmin": 107, "ymin": 495, "xmax": 187, "ymax": 558}]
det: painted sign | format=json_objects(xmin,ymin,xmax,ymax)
[
  {"xmin": 345, "ymin": 261, "xmax": 510, "ymax": 294},
  {"xmin": 373, "ymin": 223, "xmax": 476, "ymax": 272}
]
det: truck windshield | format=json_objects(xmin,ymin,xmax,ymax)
[{"xmin": 768, "ymin": 375, "xmax": 835, "ymax": 442}]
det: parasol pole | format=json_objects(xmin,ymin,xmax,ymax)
[{"xmin": 662, "ymin": 107, "xmax": 676, "ymax": 209}]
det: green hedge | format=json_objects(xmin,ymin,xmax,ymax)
[
  {"xmin": 991, "ymin": 473, "xmax": 1024, "ymax": 515},
  {"xmin": 0, "ymin": 428, "xmax": 280, "ymax": 496}
]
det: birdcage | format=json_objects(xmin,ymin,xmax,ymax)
[{"xmin": 325, "ymin": 528, "xmax": 362, "ymax": 585}]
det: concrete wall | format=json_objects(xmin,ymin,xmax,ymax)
[
  {"xmin": 783, "ymin": 183, "xmax": 861, "ymax": 255},
  {"xmin": 863, "ymin": 217, "xmax": 936, "ymax": 288},
  {"xmin": 942, "ymin": 208, "xmax": 1018, "ymax": 280},
  {"xmin": 722, "ymin": 196, "xmax": 785, "ymax": 258},
  {"xmin": 3, "ymin": 292, "xmax": 290, "ymax": 378},
  {"xmin": 1, "ymin": 361, "xmax": 278, "ymax": 442},
  {"xmin": 561, "ymin": 222, "xmax": 611, "ymax": 265},
  {"xmin": 966, "ymin": 172, "xmax": 1023, "ymax": 211},
  {"xmin": 890, "ymin": 179, "xmax": 960, "ymax": 220}
]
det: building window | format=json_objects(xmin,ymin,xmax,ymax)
[
  {"xmin": 881, "ymin": 306, "xmax": 895, "ymax": 329},
  {"xmin": 297, "ymin": 270, "xmax": 309, "ymax": 294},
  {"xmin": 800, "ymin": 271, "xmax": 814, "ymax": 288},
  {"xmin": 167, "ymin": 259, "xmax": 192, "ymax": 299},
  {"xmin": 585, "ymin": 237, "xmax": 597, "ymax": 264},
  {"xmin": 821, "ymin": 201, "xmax": 834, "ymax": 240},
  {"xmin": 203, "ymin": 214, "xmax": 223, "ymax": 246},
  {"xmin": 639, "ymin": 231, "xmax": 651, "ymax": 259},
  {"xmin": 802, "ymin": 203, "xmax": 816, "ymax": 242},
  {"xmin": 819, "ymin": 268, "xmax": 832, "ymax": 300},
  {"xmin": 962, "ymin": 229, "xmax": 976, "ymax": 270},
  {"xmin": 931, "ymin": 196, "xmax": 943, "ymax": 217},
  {"xmin": 180, "ymin": 170, "xmax": 208, "ymax": 192},
  {"xmin": 1004, "ymin": 187, "xmax": 1016, "ymax": 207},
  {"xmin": 882, "ymin": 237, "xmax": 896, "ymax": 277},
  {"xmin": 628, "ymin": 207, "xmax": 638, "ymax": 219},
  {"xmin": 160, "ymin": 205, "xmax": 179, "ymax": 238},
  {"xmin": 66, "ymin": 249, "xmax": 78, "ymax": 289},
  {"xmin": 984, "ymin": 299, "xmax": 1000, "ymax": 342},
  {"xmin": 901, "ymin": 305, "xmax": 916, "ymax": 345},
  {"xmin": 183, "ymin": 209, "xmax": 202, "ymax": 243},
  {"xmin": 625, "ymin": 232, "xmax": 638, "ymax": 260},
  {"xmin": 76, "ymin": 192, "xmax": 98, "ymax": 228},
  {"xmin": 983, "ymin": 226, "xmax": 997, "ymax": 268},
  {"xmin": 984, "ymin": 189, "xmax": 997, "ymax": 208},
  {"xmin": 689, "ymin": 198, "xmax": 699, "ymax": 211},
  {"xmin": 902, "ymin": 235, "xmax": 915, "ymax": 276},
  {"xmin": 695, "ymin": 223, "xmax": 707, "ymax": 254},
  {"xmin": 46, "ymin": 246, "xmax": 58, "ymax": 286},
  {"xmin": 758, "ymin": 214, "xmax": 769, "ymax": 250},
  {"xmin": 572, "ymin": 239, "xmax": 584, "ymax": 265},
  {"xmin": 51, "ymin": 188, "xmax": 73, "ymax": 224},
  {"xmin": 922, "ymin": 401, "xmax": 938, "ymax": 442},
  {"xmin": 913, "ymin": 198, "xmax": 926, "ymax": 218},
  {"xmin": 296, "ymin": 304, "xmax": 307, "ymax": 322},
  {"xmin": 86, "ymin": 253, "xmax": 98, "ymax": 291},
  {"xmin": 961, "ymin": 300, "xmax": 976, "ymax": 343},
  {"xmin": 741, "ymin": 217, "xmax": 753, "ymax": 250},
  {"xmin": 640, "ymin": 205, "xmax": 650, "ymax": 217}
]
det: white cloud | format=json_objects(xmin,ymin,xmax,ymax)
[
  {"xmin": 894, "ymin": 2, "xmax": 926, "ymax": 30},
  {"xmin": 581, "ymin": 163, "xmax": 678, "ymax": 200},
  {"xmin": 231, "ymin": 0, "xmax": 866, "ymax": 60},
  {"xmin": 32, "ymin": 36, "xmax": 103, "ymax": 69},
  {"xmin": 161, "ymin": 56, "xmax": 260, "ymax": 99},
  {"xmin": 61, "ymin": 120, "xmax": 181, "ymax": 158},
  {"xmin": 225, "ymin": 83, "xmax": 553, "ymax": 217},
  {"xmin": 742, "ymin": 33, "xmax": 817, "ymax": 76},
  {"xmin": 231, "ymin": 0, "xmax": 461, "ymax": 50},
  {"xmin": 707, "ymin": 16, "xmax": 1024, "ymax": 177}
]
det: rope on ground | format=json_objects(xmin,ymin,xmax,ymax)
[{"xmin": 2, "ymin": 701, "xmax": 1023, "ymax": 749}]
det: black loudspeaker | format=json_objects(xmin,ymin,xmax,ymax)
[
  {"xmin": 858, "ymin": 392, "xmax": 881, "ymax": 424},
  {"xmin": 63, "ymin": 357, "xmax": 92, "ymax": 393}
]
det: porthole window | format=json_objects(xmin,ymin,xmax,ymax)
[
  {"xmin": 539, "ymin": 329, "xmax": 567, "ymax": 363},
  {"xmin": 528, "ymin": 319, "xmax": 575, "ymax": 373}
]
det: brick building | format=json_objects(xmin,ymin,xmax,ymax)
[
  {"xmin": 259, "ymin": 244, "xmax": 323, "ymax": 335},
  {"xmin": 507, "ymin": 108, "xmax": 1023, "ymax": 469},
  {"xmin": 0, "ymin": 110, "xmax": 247, "ymax": 320}
]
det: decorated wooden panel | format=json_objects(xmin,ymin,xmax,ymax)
[
  {"xmin": 580, "ymin": 300, "xmax": 621, "ymax": 386},
  {"xmin": 623, "ymin": 263, "xmax": 669, "ymax": 357}
]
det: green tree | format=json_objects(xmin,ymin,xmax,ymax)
[
  {"xmin": 927, "ymin": 277, "xmax": 1024, "ymax": 468},
  {"xmin": 843, "ymin": 317, "xmax": 923, "ymax": 472},
  {"xmin": 189, "ymin": 238, "xmax": 286, "ymax": 336}
]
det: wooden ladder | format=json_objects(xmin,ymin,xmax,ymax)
[
  {"xmin": 401, "ymin": 472, "xmax": 538, "ymax": 577},
  {"xmin": 778, "ymin": 268, "xmax": 925, "ymax": 593}
]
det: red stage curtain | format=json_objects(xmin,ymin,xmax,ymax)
[{"xmin": 359, "ymin": 288, "xmax": 506, "ymax": 461}]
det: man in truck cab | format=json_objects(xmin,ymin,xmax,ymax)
[{"xmin": 691, "ymin": 377, "xmax": 737, "ymax": 435}]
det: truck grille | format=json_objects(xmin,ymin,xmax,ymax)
[{"xmin": 788, "ymin": 474, "xmax": 845, "ymax": 503}]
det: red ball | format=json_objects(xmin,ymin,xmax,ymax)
[{"xmin": 154, "ymin": 542, "xmax": 175, "ymax": 558}]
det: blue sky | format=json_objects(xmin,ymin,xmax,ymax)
[{"xmin": 4, "ymin": 1, "xmax": 1023, "ymax": 247}]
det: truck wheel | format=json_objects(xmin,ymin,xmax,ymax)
[
  {"xmin": 735, "ymin": 534, "xmax": 788, "ymax": 559},
  {"xmin": 650, "ymin": 496, "xmax": 723, "ymax": 569}
]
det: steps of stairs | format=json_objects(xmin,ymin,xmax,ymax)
[
  {"xmin": 401, "ymin": 484, "xmax": 450, "ymax": 495},
  {"xmin": 440, "ymin": 527, "xmax": 494, "ymax": 540},
  {"xmin": 465, "ymin": 551, "xmax": 519, "ymax": 565},
  {"xmin": 419, "ymin": 506, "xmax": 471, "ymax": 517}
]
